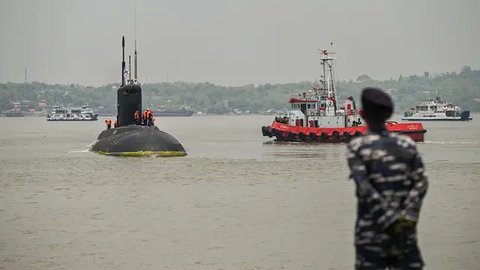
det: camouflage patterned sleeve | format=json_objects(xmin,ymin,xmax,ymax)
[
  {"xmin": 401, "ymin": 150, "xmax": 429, "ymax": 223},
  {"xmin": 346, "ymin": 142, "xmax": 369, "ymax": 189},
  {"xmin": 347, "ymin": 142, "xmax": 385, "ymax": 213}
]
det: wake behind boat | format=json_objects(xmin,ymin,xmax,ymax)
[
  {"xmin": 261, "ymin": 50, "xmax": 427, "ymax": 143},
  {"xmin": 47, "ymin": 105, "xmax": 98, "ymax": 121},
  {"xmin": 402, "ymin": 96, "xmax": 472, "ymax": 121}
]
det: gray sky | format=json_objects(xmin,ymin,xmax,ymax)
[{"xmin": 1, "ymin": 0, "xmax": 479, "ymax": 86}]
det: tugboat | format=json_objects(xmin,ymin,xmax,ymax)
[
  {"xmin": 402, "ymin": 96, "xmax": 472, "ymax": 121},
  {"xmin": 261, "ymin": 50, "xmax": 427, "ymax": 143},
  {"xmin": 47, "ymin": 105, "xmax": 98, "ymax": 121},
  {"xmin": 90, "ymin": 36, "xmax": 186, "ymax": 157}
]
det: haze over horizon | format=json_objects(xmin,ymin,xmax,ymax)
[{"xmin": 1, "ymin": 0, "xmax": 479, "ymax": 86}]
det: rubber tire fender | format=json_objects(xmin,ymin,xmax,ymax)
[
  {"xmin": 261, "ymin": 126, "xmax": 269, "ymax": 137},
  {"xmin": 320, "ymin": 132, "xmax": 328, "ymax": 141}
]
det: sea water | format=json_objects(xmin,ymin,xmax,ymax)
[{"xmin": 0, "ymin": 115, "xmax": 479, "ymax": 269}]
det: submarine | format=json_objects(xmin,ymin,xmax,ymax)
[{"xmin": 90, "ymin": 36, "xmax": 187, "ymax": 157}]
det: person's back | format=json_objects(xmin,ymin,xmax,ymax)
[{"xmin": 347, "ymin": 87, "xmax": 428, "ymax": 269}]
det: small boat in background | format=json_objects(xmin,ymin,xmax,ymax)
[
  {"xmin": 152, "ymin": 107, "xmax": 194, "ymax": 117},
  {"xmin": 4, "ymin": 110, "xmax": 25, "ymax": 117},
  {"xmin": 402, "ymin": 96, "xmax": 472, "ymax": 121},
  {"xmin": 261, "ymin": 50, "xmax": 427, "ymax": 143},
  {"xmin": 47, "ymin": 105, "xmax": 98, "ymax": 121}
]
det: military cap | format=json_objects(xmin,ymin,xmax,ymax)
[{"xmin": 361, "ymin": 87, "xmax": 393, "ymax": 122}]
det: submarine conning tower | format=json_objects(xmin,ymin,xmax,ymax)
[
  {"xmin": 118, "ymin": 36, "xmax": 142, "ymax": 127},
  {"xmin": 90, "ymin": 36, "xmax": 187, "ymax": 157}
]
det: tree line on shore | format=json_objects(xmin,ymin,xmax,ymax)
[{"xmin": 1, "ymin": 66, "xmax": 479, "ymax": 114}]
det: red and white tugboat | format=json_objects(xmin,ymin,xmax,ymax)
[{"xmin": 261, "ymin": 50, "xmax": 426, "ymax": 143}]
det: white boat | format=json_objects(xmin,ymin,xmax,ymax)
[
  {"xmin": 47, "ymin": 105, "xmax": 99, "ymax": 121},
  {"xmin": 402, "ymin": 96, "xmax": 472, "ymax": 121}
]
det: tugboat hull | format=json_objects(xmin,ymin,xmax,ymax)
[{"xmin": 262, "ymin": 121, "xmax": 426, "ymax": 143}]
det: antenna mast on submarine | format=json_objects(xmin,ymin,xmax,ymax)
[
  {"xmin": 128, "ymin": 55, "xmax": 132, "ymax": 81},
  {"xmin": 134, "ymin": 0, "xmax": 138, "ymax": 82},
  {"xmin": 134, "ymin": 41, "xmax": 138, "ymax": 81},
  {"xmin": 121, "ymin": 36, "xmax": 126, "ymax": 86}
]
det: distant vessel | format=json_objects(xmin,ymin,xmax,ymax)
[
  {"xmin": 47, "ymin": 105, "xmax": 98, "ymax": 121},
  {"xmin": 402, "ymin": 96, "xmax": 472, "ymax": 121},
  {"xmin": 261, "ymin": 50, "xmax": 427, "ymax": 143},
  {"xmin": 4, "ymin": 110, "xmax": 25, "ymax": 117},
  {"xmin": 152, "ymin": 107, "xmax": 194, "ymax": 117}
]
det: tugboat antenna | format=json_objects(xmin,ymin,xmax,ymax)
[{"xmin": 121, "ymin": 36, "xmax": 126, "ymax": 86}]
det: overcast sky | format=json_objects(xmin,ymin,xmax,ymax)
[{"xmin": 1, "ymin": 0, "xmax": 479, "ymax": 86}]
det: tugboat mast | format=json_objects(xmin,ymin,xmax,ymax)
[
  {"xmin": 319, "ymin": 50, "xmax": 336, "ymax": 98},
  {"xmin": 319, "ymin": 49, "xmax": 338, "ymax": 114}
]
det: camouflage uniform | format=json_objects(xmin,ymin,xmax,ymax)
[{"xmin": 347, "ymin": 127, "xmax": 428, "ymax": 270}]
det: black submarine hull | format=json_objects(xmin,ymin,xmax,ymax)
[{"xmin": 90, "ymin": 125, "xmax": 186, "ymax": 157}]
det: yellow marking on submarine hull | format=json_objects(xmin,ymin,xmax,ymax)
[{"xmin": 93, "ymin": 151, "xmax": 187, "ymax": 157}]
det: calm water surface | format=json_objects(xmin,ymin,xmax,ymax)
[{"xmin": 0, "ymin": 115, "xmax": 479, "ymax": 269}]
